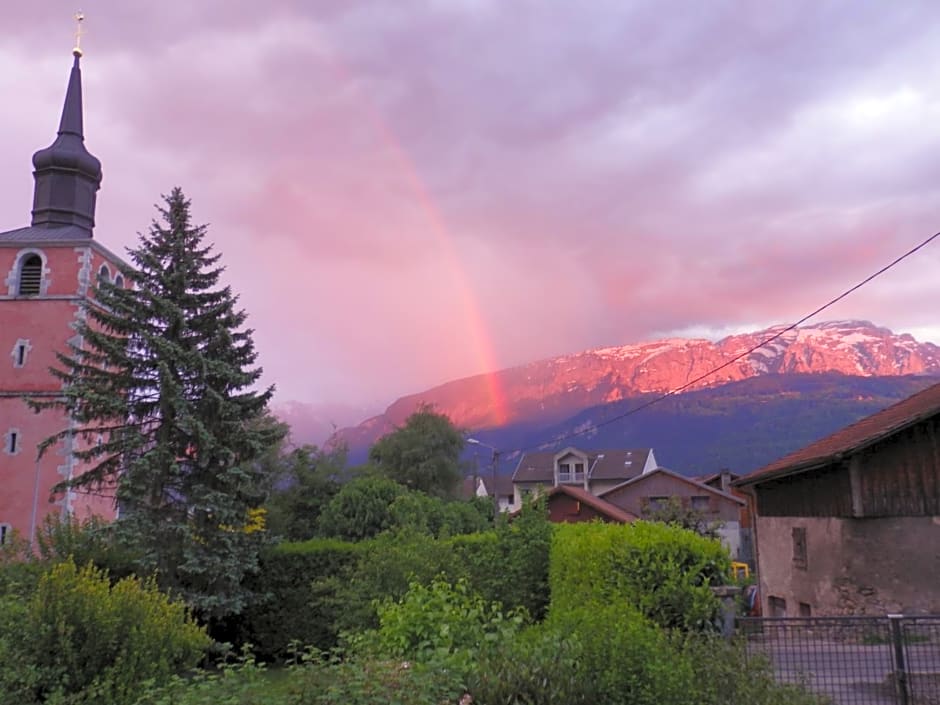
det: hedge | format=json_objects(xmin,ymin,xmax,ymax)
[
  {"xmin": 550, "ymin": 521, "xmax": 730, "ymax": 631},
  {"xmin": 239, "ymin": 538, "xmax": 364, "ymax": 659}
]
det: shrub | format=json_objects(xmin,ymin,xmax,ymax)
[
  {"xmin": 318, "ymin": 476, "xmax": 405, "ymax": 540},
  {"xmin": 469, "ymin": 604, "xmax": 692, "ymax": 705},
  {"xmin": 367, "ymin": 577, "xmax": 525, "ymax": 679},
  {"xmin": 291, "ymin": 656, "xmax": 464, "ymax": 705},
  {"xmin": 0, "ymin": 560, "xmax": 209, "ymax": 705},
  {"xmin": 676, "ymin": 634, "xmax": 827, "ymax": 705},
  {"xmin": 550, "ymin": 521, "xmax": 730, "ymax": 631},
  {"xmin": 33, "ymin": 514, "xmax": 140, "ymax": 580},
  {"xmin": 239, "ymin": 538, "xmax": 364, "ymax": 660},
  {"xmin": 451, "ymin": 501, "xmax": 552, "ymax": 620}
]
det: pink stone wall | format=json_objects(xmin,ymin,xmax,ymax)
[{"xmin": 0, "ymin": 242, "xmax": 123, "ymax": 543}]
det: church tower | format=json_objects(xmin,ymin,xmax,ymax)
[{"xmin": 0, "ymin": 35, "xmax": 125, "ymax": 545}]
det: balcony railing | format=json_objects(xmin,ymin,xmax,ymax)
[{"xmin": 558, "ymin": 472, "xmax": 585, "ymax": 484}]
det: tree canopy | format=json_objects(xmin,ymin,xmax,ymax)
[{"xmin": 368, "ymin": 406, "xmax": 465, "ymax": 498}]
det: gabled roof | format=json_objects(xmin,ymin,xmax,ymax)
[
  {"xmin": 512, "ymin": 448, "xmax": 651, "ymax": 483},
  {"xmin": 479, "ymin": 475, "xmax": 515, "ymax": 496},
  {"xmin": 600, "ymin": 466, "xmax": 745, "ymax": 505},
  {"xmin": 737, "ymin": 380, "xmax": 940, "ymax": 487},
  {"xmin": 545, "ymin": 484, "xmax": 638, "ymax": 523}
]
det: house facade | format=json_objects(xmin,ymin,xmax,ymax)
[
  {"xmin": 600, "ymin": 467, "xmax": 748, "ymax": 560},
  {"xmin": 736, "ymin": 382, "xmax": 940, "ymax": 617},
  {"xmin": 511, "ymin": 447, "xmax": 657, "ymax": 505},
  {"xmin": 543, "ymin": 484, "xmax": 637, "ymax": 524},
  {"xmin": 0, "ymin": 49, "xmax": 124, "ymax": 544}
]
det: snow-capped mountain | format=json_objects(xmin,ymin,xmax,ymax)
[{"xmin": 325, "ymin": 320, "xmax": 940, "ymax": 457}]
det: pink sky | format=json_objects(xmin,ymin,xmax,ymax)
[{"xmin": 4, "ymin": 2, "xmax": 940, "ymax": 417}]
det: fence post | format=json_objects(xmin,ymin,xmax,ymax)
[
  {"xmin": 888, "ymin": 614, "xmax": 910, "ymax": 705},
  {"xmin": 711, "ymin": 586, "xmax": 741, "ymax": 639}
]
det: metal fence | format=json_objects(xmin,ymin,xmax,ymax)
[{"xmin": 736, "ymin": 616, "xmax": 940, "ymax": 705}]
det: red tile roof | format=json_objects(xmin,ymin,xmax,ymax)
[
  {"xmin": 546, "ymin": 484, "xmax": 638, "ymax": 523},
  {"xmin": 737, "ymin": 380, "xmax": 940, "ymax": 486}
]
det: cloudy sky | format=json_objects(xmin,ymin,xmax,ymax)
[{"xmin": 4, "ymin": 1, "xmax": 940, "ymax": 415}]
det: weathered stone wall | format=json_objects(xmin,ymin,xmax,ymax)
[{"xmin": 757, "ymin": 515, "xmax": 940, "ymax": 616}]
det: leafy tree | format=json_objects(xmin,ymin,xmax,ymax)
[
  {"xmin": 641, "ymin": 496, "xmax": 723, "ymax": 539},
  {"xmin": 318, "ymin": 476, "xmax": 405, "ymax": 541},
  {"xmin": 368, "ymin": 405, "xmax": 465, "ymax": 498},
  {"xmin": 265, "ymin": 444, "xmax": 344, "ymax": 540},
  {"xmin": 33, "ymin": 188, "xmax": 283, "ymax": 619},
  {"xmin": 389, "ymin": 492, "xmax": 490, "ymax": 538}
]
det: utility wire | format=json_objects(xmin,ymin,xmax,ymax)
[{"xmin": 512, "ymin": 228, "xmax": 940, "ymax": 455}]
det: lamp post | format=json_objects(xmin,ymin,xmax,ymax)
[{"xmin": 467, "ymin": 438, "xmax": 500, "ymax": 520}]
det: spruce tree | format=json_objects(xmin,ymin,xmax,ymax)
[{"xmin": 35, "ymin": 188, "xmax": 283, "ymax": 619}]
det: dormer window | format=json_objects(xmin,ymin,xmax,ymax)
[
  {"xmin": 558, "ymin": 461, "xmax": 585, "ymax": 483},
  {"xmin": 18, "ymin": 254, "xmax": 42, "ymax": 295}
]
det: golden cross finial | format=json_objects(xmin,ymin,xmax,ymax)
[{"xmin": 73, "ymin": 11, "xmax": 85, "ymax": 57}]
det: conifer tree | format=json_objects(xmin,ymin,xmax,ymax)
[{"xmin": 35, "ymin": 188, "xmax": 283, "ymax": 619}]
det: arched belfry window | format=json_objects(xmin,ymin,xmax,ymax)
[
  {"xmin": 18, "ymin": 255, "xmax": 42, "ymax": 296},
  {"xmin": 114, "ymin": 274, "xmax": 124, "ymax": 289},
  {"xmin": 97, "ymin": 264, "xmax": 111, "ymax": 285}
]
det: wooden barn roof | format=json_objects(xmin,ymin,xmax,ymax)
[{"xmin": 737, "ymin": 380, "xmax": 940, "ymax": 486}]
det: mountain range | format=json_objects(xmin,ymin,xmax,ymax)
[{"xmin": 295, "ymin": 320, "xmax": 940, "ymax": 475}]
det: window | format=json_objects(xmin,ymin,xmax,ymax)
[
  {"xmin": 97, "ymin": 264, "xmax": 111, "ymax": 285},
  {"xmin": 0, "ymin": 524, "xmax": 9, "ymax": 546},
  {"xmin": 691, "ymin": 496, "xmax": 711, "ymax": 512},
  {"xmin": 792, "ymin": 526, "xmax": 808, "ymax": 570},
  {"xmin": 768, "ymin": 596, "xmax": 787, "ymax": 617},
  {"xmin": 799, "ymin": 602, "xmax": 812, "ymax": 617},
  {"xmin": 558, "ymin": 460, "xmax": 585, "ymax": 483},
  {"xmin": 114, "ymin": 274, "xmax": 124, "ymax": 288},
  {"xmin": 12, "ymin": 339, "xmax": 30, "ymax": 368},
  {"xmin": 4, "ymin": 429, "xmax": 19, "ymax": 456},
  {"xmin": 647, "ymin": 496, "xmax": 669, "ymax": 511},
  {"xmin": 17, "ymin": 254, "xmax": 42, "ymax": 295}
]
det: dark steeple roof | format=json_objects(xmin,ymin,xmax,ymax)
[{"xmin": 29, "ymin": 50, "xmax": 102, "ymax": 236}]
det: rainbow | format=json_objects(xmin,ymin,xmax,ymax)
[{"xmin": 318, "ymin": 44, "xmax": 510, "ymax": 427}]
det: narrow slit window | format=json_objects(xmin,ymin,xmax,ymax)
[
  {"xmin": 17, "ymin": 255, "xmax": 42, "ymax": 295},
  {"xmin": 0, "ymin": 524, "xmax": 9, "ymax": 546},
  {"xmin": 16, "ymin": 344, "xmax": 26, "ymax": 367},
  {"xmin": 8, "ymin": 432, "xmax": 18, "ymax": 455}
]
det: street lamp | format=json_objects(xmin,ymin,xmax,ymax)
[{"xmin": 467, "ymin": 437, "xmax": 500, "ymax": 520}]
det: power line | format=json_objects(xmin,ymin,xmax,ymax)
[{"xmin": 512, "ymin": 228, "xmax": 940, "ymax": 455}]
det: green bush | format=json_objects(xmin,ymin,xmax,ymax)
[
  {"xmin": 33, "ymin": 514, "xmax": 138, "ymax": 579},
  {"xmin": 450, "ymin": 502, "xmax": 552, "ymax": 620},
  {"xmin": 291, "ymin": 656, "xmax": 464, "ymax": 705},
  {"xmin": 0, "ymin": 560, "xmax": 209, "ymax": 705},
  {"xmin": 550, "ymin": 521, "xmax": 730, "ymax": 631},
  {"xmin": 676, "ymin": 634, "xmax": 826, "ymax": 705},
  {"xmin": 239, "ymin": 538, "xmax": 364, "ymax": 660},
  {"xmin": 366, "ymin": 577, "xmax": 525, "ymax": 679}
]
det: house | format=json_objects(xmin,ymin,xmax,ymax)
[
  {"xmin": 543, "ymin": 484, "xmax": 637, "ymax": 524},
  {"xmin": 735, "ymin": 382, "xmax": 940, "ymax": 617},
  {"xmin": 511, "ymin": 447, "xmax": 657, "ymax": 505},
  {"xmin": 600, "ymin": 466, "xmax": 748, "ymax": 560},
  {"xmin": 476, "ymin": 475, "xmax": 517, "ymax": 513}
]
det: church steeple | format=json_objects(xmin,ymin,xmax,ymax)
[{"xmin": 30, "ymin": 38, "xmax": 102, "ymax": 235}]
